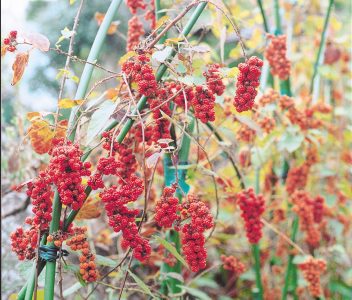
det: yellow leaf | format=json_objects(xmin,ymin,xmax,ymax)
[
  {"xmin": 225, "ymin": 67, "xmax": 239, "ymax": 78},
  {"xmin": 1, "ymin": 45, "xmax": 7, "ymax": 57},
  {"xmin": 107, "ymin": 22, "xmax": 118, "ymax": 35},
  {"xmin": 58, "ymin": 98, "xmax": 84, "ymax": 109},
  {"xmin": 165, "ymin": 37, "xmax": 183, "ymax": 46},
  {"xmin": 76, "ymin": 197, "xmax": 101, "ymax": 220},
  {"xmin": 246, "ymin": 27, "xmax": 263, "ymax": 50},
  {"xmin": 118, "ymin": 51, "xmax": 136, "ymax": 65},
  {"xmin": 11, "ymin": 52, "xmax": 29, "ymax": 86},
  {"xmin": 155, "ymin": 15, "xmax": 169, "ymax": 29},
  {"xmin": 95, "ymin": 12, "xmax": 105, "ymax": 26},
  {"xmin": 26, "ymin": 112, "xmax": 41, "ymax": 121}
]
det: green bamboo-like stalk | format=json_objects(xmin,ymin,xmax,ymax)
[
  {"xmin": 252, "ymin": 244, "xmax": 264, "ymax": 300},
  {"xmin": 18, "ymin": 3, "xmax": 208, "ymax": 298},
  {"xmin": 310, "ymin": 0, "xmax": 334, "ymax": 94},
  {"xmin": 256, "ymin": 0, "xmax": 274, "ymax": 88},
  {"xmin": 281, "ymin": 216, "xmax": 299, "ymax": 300},
  {"xmin": 68, "ymin": 0, "xmax": 123, "ymax": 140},
  {"xmin": 44, "ymin": 192, "xmax": 62, "ymax": 300}
]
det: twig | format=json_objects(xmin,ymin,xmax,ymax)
[
  {"xmin": 55, "ymin": 0, "xmax": 85, "ymax": 127},
  {"xmin": 2, "ymin": 196, "xmax": 30, "ymax": 218},
  {"xmin": 117, "ymin": 255, "xmax": 134, "ymax": 300}
]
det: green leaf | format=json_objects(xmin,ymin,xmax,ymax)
[
  {"xmin": 95, "ymin": 254, "xmax": 117, "ymax": 267},
  {"xmin": 86, "ymin": 100, "xmax": 116, "ymax": 145},
  {"xmin": 328, "ymin": 281, "xmax": 352, "ymax": 298},
  {"xmin": 277, "ymin": 127, "xmax": 304, "ymax": 153},
  {"xmin": 161, "ymin": 272, "xmax": 184, "ymax": 283},
  {"xmin": 63, "ymin": 282, "xmax": 83, "ymax": 297},
  {"xmin": 153, "ymin": 235, "xmax": 189, "ymax": 268},
  {"xmin": 177, "ymin": 285, "xmax": 212, "ymax": 300},
  {"xmin": 127, "ymin": 270, "xmax": 156, "ymax": 298},
  {"xmin": 152, "ymin": 46, "xmax": 173, "ymax": 63},
  {"xmin": 239, "ymin": 269, "xmax": 256, "ymax": 281}
]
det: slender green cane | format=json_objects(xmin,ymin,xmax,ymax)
[
  {"xmin": 310, "ymin": 0, "xmax": 334, "ymax": 93},
  {"xmin": 68, "ymin": 0, "xmax": 123, "ymax": 141},
  {"xmin": 282, "ymin": 216, "xmax": 299, "ymax": 300},
  {"xmin": 252, "ymin": 244, "xmax": 264, "ymax": 300}
]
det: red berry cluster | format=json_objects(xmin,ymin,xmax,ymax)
[
  {"xmin": 88, "ymin": 156, "xmax": 120, "ymax": 190},
  {"xmin": 3, "ymin": 30, "xmax": 17, "ymax": 52},
  {"xmin": 278, "ymin": 95, "xmax": 295, "ymax": 110},
  {"xmin": 166, "ymin": 81, "xmax": 194, "ymax": 108},
  {"xmin": 203, "ymin": 64, "xmax": 225, "ymax": 96},
  {"xmin": 237, "ymin": 188, "xmax": 265, "ymax": 244},
  {"xmin": 265, "ymin": 34, "xmax": 291, "ymax": 80},
  {"xmin": 285, "ymin": 164, "xmax": 309, "ymax": 194},
  {"xmin": 48, "ymin": 138, "xmax": 91, "ymax": 210},
  {"xmin": 258, "ymin": 89, "xmax": 279, "ymax": 107},
  {"xmin": 291, "ymin": 191, "xmax": 321, "ymax": 248},
  {"xmin": 298, "ymin": 257, "xmax": 327, "ymax": 297},
  {"xmin": 257, "ymin": 116, "xmax": 276, "ymax": 134},
  {"xmin": 233, "ymin": 56, "xmax": 263, "ymax": 112},
  {"xmin": 122, "ymin": 54, "xmax": 158, "ymax": 97},
  {"xmin": 155, "ymin": 183, "xmax": 180, "ymax": 228},
  {"xmin": 313, "ymin": 196, "xmax": 325, "ymax": 224},
  {"xmin": 148, "ymin": 87, "xmax": 172, "ymax": 144},
  {"xmin": 145, "ymin": 0, "xmax": 156, "ymax": 30},
  {"xmin": 192, "ymin": 85, "xmax": 216, "ymax": 123},
  {"xmin": 10, "ymin": 226, "xmax": 38, "ymax": 260},
  {"xmin": 236, "ymin": 123, "xmax": 256, "ymax": 143},
  {"xmin": 126, "ymin": 16, "xmax": 145, "ymax": 52},
  {"xmin": 238, "ymin": 149, "xmax": 251, "ymax": 168},
  {"xmin": 132, "ymin": 123, "xmax": 153, "ymax": 146},
  {"xmin": 100, "ymin": 175, "xmax": 151, "ymax": 261},
  {"xmin": 66, "ymin": 227, "xmax": 99, "ymax": 282},
  {"xmin": 126, "ymin": 0, "xmax": 146, "ymax": 14},
  {"xmin": 221, "ymin": 255, "xmax": 246, "ymax": 275},
  {"xmin": 180, "ymin": 194, "xmax": 214, "ymax": 272},
  {"xmin": 26, "ymin": 171, "xmax": 53, "ymax": 230}
]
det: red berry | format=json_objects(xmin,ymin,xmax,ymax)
[
  {"xmin": 3, "ymin": 38, "xmax": 10, "ymax": 45},
  {"xmin": 7, "ymin": 45, "xmax": 16, "ymax": 52},
  {"xmin": 10, "ymin": 30, "xmax": 17, "ymax": 39}
]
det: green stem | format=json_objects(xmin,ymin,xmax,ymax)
[
  {"xmin": 281, "ymin": 216, "xmax": 299, "ymax": 300},
  {"xmin": 252, "ymin": 244, "xmax": 264, "ymax": 300},
  {"xmin": 273, "ymin": 0, "xmax": 282, "ymax": 35},
  {"xmin": 155, "ymin": 0, "xmax": 167, "ymax": 44},
  {"xmin": 68, "ymin": 0, "xmax": 123, "ymax": 141},
  {"xmin": 257, "ymin": 0, "xmax": 270, "ymax": 33},
  {"xmin": 310, "ymin": 0, "xmax": 334, "ymax": 93},
  {"xmin": 44, "ymin": 192, "xmax": 62, "ymax": 300}
]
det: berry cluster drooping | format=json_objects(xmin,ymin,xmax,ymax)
[
  {"xmin": 291, "ymin": 191, "xmax": 322, "ymax": 248},
  {"xmin": 313, "ymin": 196, "xmax": 325, "ymax": 224},
  {"xmin": 221, "ymin": 255, "xmax": 246, "ymax": 275},
  {"xmin": 265, "ymin": 34, "xmax": 291, "ymax": 80},
  {"xmin": 237, "ymin": 188, "xmax": 265, "ymax": 244},
  {"xmin": 191, "ymin": 85, "xmax": 216, "ymax": 123},
  {"xmin": 26, "ymin": 171, "xmax": 53, "ymax": 230},
  {"xmin": 155, "ymin": 183, "xmax": 180, "ymax": 228},
  {"xmin": 180, "ymin": 194, "xmax": 214, "ymax": 272},
  {"xmin": 100, "ymin": 175, "xmax": 151, "ymax": 261},
  {"xmin": 233, "ymin": 56, "xmax": 263, "ymax": 112},
  {"xmin": 257, "ymin": 116, "xmax": 276, "ymax": 134},
  {"xmin": 10, "ymin": 226, "xmax": 38, "ymax": 260},
  {"xmin": 298, "ymin": 257, "xmax": 327, "ymax": 297},
  {"xmin": 203, "ymin": 64, "xmax": 225, "ymax": 96},
  {"xmin": 126, "ymin": 0, "xmax": 147, "ymax": 14},
  {"xmin": 66, "ymin": 227, "xmax": 99, "ymax": 282},
  {"xmin": 166, "ymin": 81, "xmax": 194, "ymax": 108},
  {"xmin": 236, "ymin": 123, "xmax": 256, "ymax": 143},
  {"xmin": 122, "ymin": 54, "xmax": 158, "ymax": 97},
  {"xmin": 285, "ymin": 164, "xmax": 309, "ymax": 194},
  {"xmin": 145, "ymin": 0, "xmax": 156, "ymax": 30},
  {"xmin": 258, "ymin": 89, "xmax": 279, "ymax": 107},
  {"xmin": 48, "ymin": 138, "xmax": 91, "ymax": 210},
  {"xmin": 278, "ymin": 95, "xmax": 295, "ymax": 110},
  {"xmin": 126, "ymin": 16, "xmax": 145, "ymax": 52},
  {"xmin": 148, "ymin": 87, "xmax": 172, "ymax": 144},
  {"xmin": 3, "ymin": 30, "xmax": 17, "ymax": 52}
]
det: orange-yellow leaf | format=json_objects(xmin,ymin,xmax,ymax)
[
  {"xmin": 76, "ymin": 198, "xmax": 101, "ymax": 220},
  {"xmin": 95, "ymin": 12, "xmax": 119, "ymax": 35},
  {"xmin": 1, "ymin": 46, "xmax": 7, "ymax": 57},
  {"xmin": 155, "ymin": 15, "xmax": 169, "ymax": 29},
  {"xmin": 11, "ymin": 52, "xmax": 29, "ymax": 86},
  {"xmin": 118, "ymin": 51, "xmax": 136, "ymax": 65},
  {"xmin": 95, "ymin": 12, "xmax": 105, "ymax": 25},
  {"xmin": 58, "ymin": 98, "xmax": 84, "ymax": 109},
  {"xmin": 26, "ymin": 112, "xmax": 41, "ymax": 121}
]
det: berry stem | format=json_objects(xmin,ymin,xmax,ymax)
[
  {"xmin": 310, "ymin": 0, "xmax": 335, "ymax": 94},
  {"xmin": 155, "ymin": 0, "xmax": 167, "ymax": 44},
  {"xmin": 252, "ymin": 244, "xmax": 264, "ymax": 300},
  {"xmin": 281, "ymin": 216, "xmax": 299, "ymax": 300}
]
